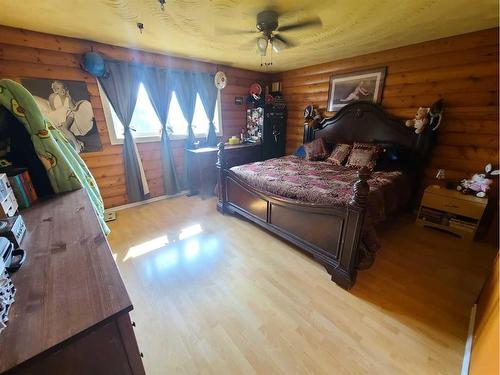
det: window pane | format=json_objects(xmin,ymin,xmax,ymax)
[
  {"xmin": 192, "ymin": 94, "xmax": 209, "ymax": 135},
  {"xmin": 166, "ymin": 91, "xmax": 221, "ymax": 137},
  {"xmin": 130, "ymin": 84, "xmax": 162, "ymax": 137},
  {"xmin": 166, "ymin": 92, "xmax": 188, "ymax": 135},
  {"xmin": 213, "ymin": 97, "xmax": 220, "ymax": 133},
  {"xmin": 108, "ymin": 83, "xmax": 162, "ymax": 139}
]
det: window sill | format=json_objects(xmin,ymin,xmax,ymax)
[{"xmin": 109, "ymin": 133, "xmax": 222, "ymax": 145}]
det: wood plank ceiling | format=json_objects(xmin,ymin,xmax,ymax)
[{"xmin": 0, "ymin": 0, "xmax": 498, "ymax": 72}]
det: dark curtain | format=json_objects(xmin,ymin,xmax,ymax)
[
  {"xmin": 172, "ymin": 71, "xmax": 197, "ymax": 188},
  {"xmin": 98, "ymin": 61, "xmax": 148, "ymax": 202},
  {"xmin": 142, "ymin": 67, "xmax": 180, "ymax": 195},
  {"xmin": 196, "ymin": 73, "xmax": 218, "ymax": 146},
  {"xmin": 173, "ymin": 71, "xmax": 197, "ymax": 148}
]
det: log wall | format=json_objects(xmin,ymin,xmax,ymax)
[
  {"xmin": 0, "ymin": 25, "xmax": 497, "ymax": 224},
  {"xmin": 0, "ymin": 26, "xmax": 268, "ymax": 207},
  {"xmin": 279, "ymin": 28, "xmax": 499, "ymax": 187}
]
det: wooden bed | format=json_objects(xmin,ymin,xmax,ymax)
[{"xmin": 216, "ymin": 101, "xmax": 434, "ymax": 289}]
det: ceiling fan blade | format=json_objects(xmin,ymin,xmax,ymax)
[
  {"xmin": 238, "ymin": 37, "xmax": 259, "ymax": 51},
  {"xmin": 277, "ymin": 17, "xmax": 322, "ymax": 32},
  {"xmin": 215, "ymin": 27, "xmax": 257, "ymax": 35},
  {"xmin": 273, "ymin": 34, "xmax": 296, "ymax": 48}
]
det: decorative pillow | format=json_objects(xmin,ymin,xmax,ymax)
[
  {"xmin": 303, "ymin": 138, "xmax": 329, "ymax": 161},
  {"xmin": 326, "ymin": 143, "xmax": 352, "ymax": 166},
  {"xmin": 346, "ymin": 142, "xmax": 380, "ymax": 170},
  {"xmin": 294, "ymin": 145, "xmax": 306, "ymax": 157}
]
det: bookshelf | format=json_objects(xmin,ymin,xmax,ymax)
[{"xmin": 417, "ymin": 186, "xmax": 488, "ymax": 240}]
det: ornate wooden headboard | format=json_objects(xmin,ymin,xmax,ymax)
[{"xmin": 303, "ymin": 101, "xmax": 435, "ymax": 164}]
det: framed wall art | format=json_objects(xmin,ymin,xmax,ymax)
[
  {"xmin": 326, "ymin": 67, "xmax": 387, "ymax": 112},
  {"xmin": 21, "ymin": 78, "xmax": 102, "ymax": 153}
]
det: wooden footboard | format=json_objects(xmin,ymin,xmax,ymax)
[{"xmin": 216, "ymin": 142, "xmax": 371, "ymax": 289}]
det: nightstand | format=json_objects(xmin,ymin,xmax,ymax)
[
  {"xmin": 416, "ymin": 186, "xmax": 488, "ymax": 240},
  {"xmin": 186, "ymin": 143, "xmax": 262, "ymax": 198}
]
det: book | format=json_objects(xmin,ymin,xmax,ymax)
[
  {"xmin": 20, "ymin": 171, "xmax": 37, "ymax": 204},
  {"xmin": 8, "ymin": 175, "xmax": 29, "ymax": 209}
]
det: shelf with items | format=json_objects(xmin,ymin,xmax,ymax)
[{"xmin": 416, "ymin": 186, "xmax": 488, "ymax": 240}]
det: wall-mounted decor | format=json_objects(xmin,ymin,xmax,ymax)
[
  {"xmin": 326, "ymin": 67, "xmax": 386, "ymax": 112},
  {"xmin": 246, "ymin": 107, "xmax": 263, "ymax": 141},
  {"xmin": 21, "ymin": 78, "xmax": 102, "ymax": 153},
  {"xmin": 214, "ymin": 71, "xmax": 227, "ymax": 90},
  {"xmin": 234, "ymin": 96, "xmax": 243, "ymax": 105}
]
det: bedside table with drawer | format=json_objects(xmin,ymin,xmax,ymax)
[{"xmin": 416, "ymin": 186, "xmax": 488, "ymax": 240}]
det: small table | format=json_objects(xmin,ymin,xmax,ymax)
[
  {"xmin": 416, "ymin": 186, "xmax": 488, "ymax": 240},
  {"xmin": 186, "ymin": 143, "xmax": 262, "ymax": 198}
]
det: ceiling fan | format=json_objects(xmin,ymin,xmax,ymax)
[{"xmin": 230, "ymin": 9, "xmax": 322, "ymax": 57}]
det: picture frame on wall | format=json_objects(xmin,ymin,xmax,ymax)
[
  {"xmin": 326, "ymin": 67, "xmax": 387, "ymax": 112},
  {"xmin": 21, "ymin": 78, "xmax": 102, "ymax": 153}
]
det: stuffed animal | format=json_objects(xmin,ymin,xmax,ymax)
[
  {"xmin": 303, "ymin": 104, "xmax": 322, "ymax": 129},
  {"xmin": 457, "ymin": 163, "xmax": 500, "ymax": 198},
  {"xmin": 406, "ymin": 107, "xmax": 430, "ymax": 134}
]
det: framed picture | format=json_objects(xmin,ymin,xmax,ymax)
[
  {"xmin": 21, "ymin": 78, "xmax": 102, "ymax": 153},
  {"xmin": 326, "ymin": 67, "xmax": 387, "ymax": 112}
]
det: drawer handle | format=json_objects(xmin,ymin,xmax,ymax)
[
  {"xmin": 444, "ymin": 204, "xmax": 459, "ymax": 209},
  {"xmin": 140, "ymin": 352, "xmax": 144, "ymax": 358}
]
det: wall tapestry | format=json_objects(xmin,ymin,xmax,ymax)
[
  {"xmin": 327, "ymin": 67, "xmax": 386, "ymax": 112},
  {"xmin": 21, "ymin": 78, "xmax": 102, "ymax": 153}
]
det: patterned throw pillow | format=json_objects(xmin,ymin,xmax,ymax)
[
  {"xmin": 303, "ymin": 138, "xmax": 329, "ymax": 161},
  {"xmin": 346, "ymin": 142, "xmax": 380, "ymax": 169},
  {"xmin": 326, "ymin": 143, "xmax": 352, "ymax": 166}
]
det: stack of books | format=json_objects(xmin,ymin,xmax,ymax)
[
  {"xmin": 6, "ymin": 169, "xmax": 37, "ymax": 209},
  {"xmin": 419, "ymin": 206, "xmax": 478, "ymax": 231}
]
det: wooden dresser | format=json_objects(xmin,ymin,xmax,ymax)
[
  {"xmin": 187, "ymin": 142, "xmax": 262, "ymax": 198},
  {"xmin": 0, "ymin": 189, "xmax": 145, "ymax": 375}
]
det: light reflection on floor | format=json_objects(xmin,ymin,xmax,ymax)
[{"xmin": 117, "ymin": 223, "xmax": 222, "ymax": 280}]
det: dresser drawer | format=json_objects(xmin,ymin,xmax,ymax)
[{"xmin": 422, "ymin": 193, "xmax": 485, "ymax": 219}]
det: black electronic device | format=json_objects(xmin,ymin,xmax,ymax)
[
  {"xmin": 0, "ymin": 214, "xmax": 26, "ymax": 249},
  {"xmin": 0, "ymin": 237, "xmax": 25, "ymax": 273}
]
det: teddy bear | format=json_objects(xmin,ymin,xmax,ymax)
[{"xmin": 405, "ymin": 107, "xmax": 430, "ymax": 134}]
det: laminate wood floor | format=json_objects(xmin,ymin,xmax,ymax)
[{"xmin": 107, "ymin": 195, "xmax": 497, "ymax": 375}]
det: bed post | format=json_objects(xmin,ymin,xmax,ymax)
[
  {"xmin": 216, "ymin": 142, "xmax": 226, "ymax": 213},
  {"xmin": 349, "ymin": 167, "xmax": 371, "ymax": 208},
  {"xmin": 328, "ymin": 167, "xmax": 371, "ymax": 289}
]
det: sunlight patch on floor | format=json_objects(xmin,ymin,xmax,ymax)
[
  {"xmin": 179, "ymin": 223, "xmax": 203, "ymax": 240},
  {"xmin": 124, "ymin": 235, "xmax": 169, "ymax": 261},
  {"xmin": 122, "ymin": 223, "xmax": 205, "ymax": 262}
]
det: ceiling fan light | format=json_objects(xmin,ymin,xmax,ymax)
[
  {"xmin": 272, "ymin": 38, "xmax": 285, "ymax": 52},
  {"xmin": 256, "ymin": 37, "xmax": 268, "ymax": 52}
]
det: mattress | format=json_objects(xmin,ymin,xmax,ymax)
[{"xmin": 230, "ymin": 156, "xmax": 412, "ymax": 253}]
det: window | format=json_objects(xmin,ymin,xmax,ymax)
[
  {"xmin": 166, "ymin": 92, "xmax": 221, "ymax": 138},
  {"xmin": 99, "ymin": 82, "xmax": 222, "ymax": 144}
]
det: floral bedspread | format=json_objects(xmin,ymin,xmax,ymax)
[{"xmin": 230, "ymin": 156, "xmax": 411, "ymax": 256}]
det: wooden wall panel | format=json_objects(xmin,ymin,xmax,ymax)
[
  {"xmin": 278, "ymin": 28, "xmax": 499, "ymax": 188},
  {"xmin": 1, "ymin": 24, "xmax": 497, "ymax": 214},
  {"xmin": 0, "ymin": 26, "xmax": 267, "ymax": 208}
]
